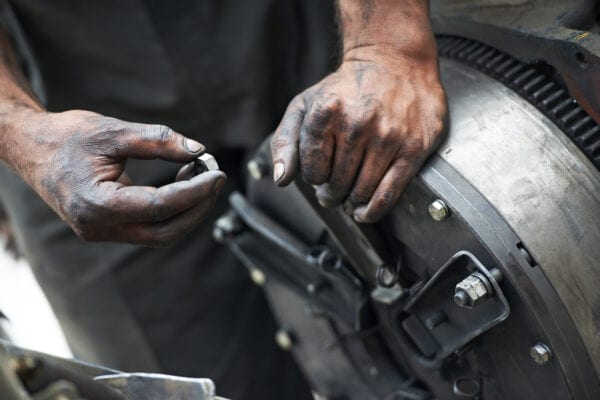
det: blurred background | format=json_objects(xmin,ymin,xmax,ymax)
[{"xmin": 0, "ymin": 236, "xmax": 71, "ymax": 358}]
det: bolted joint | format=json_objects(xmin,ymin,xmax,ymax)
[
  {"xmin": 454, "ymin": 272, "xmax": 492, "ymax": 308},
  {"xmin": 530, "ymin": 343, "xmax": 552, "ymax": 365},
  {"xmin": 428, "ymin": 199, "xmax": 450, "ymax": 221},
  {"xmin": 275, "ymin": 328, "xmax": 295, "ymax": 351}
]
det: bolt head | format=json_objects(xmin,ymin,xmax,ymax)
[
  {"xmin": 429, "ymin": 199, "xmax": 449, "ymax": 221},
  {"xmin": 531, "ymin": 343, "xmax": 552, "ymax": 365},
  {"xmin": 247, "ymin": 159, "xmax": 267, "ymax": 180},
  {"xmin": 275, "ymin": 329, "xmax": 294, "ymax": 351},
  {"xmin": 455, "ymin": 274, "xmax": 489, "ymax": 308},
  {"xmin": 249, "ymin": 268, "xmax": 266, "ymax": 286}
]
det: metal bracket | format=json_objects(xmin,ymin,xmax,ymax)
[{"xmin": 402, "ymin": 251, "xmax": 510, "ymax": 361}]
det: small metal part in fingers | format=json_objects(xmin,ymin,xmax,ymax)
[{"xmin": 194, "ymin": 153, "xmax": 220, "ymax": 174}]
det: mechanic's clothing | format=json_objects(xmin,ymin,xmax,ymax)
[{"xmin": 0, "ymin": 1, "xmax": 337, "ymax": 399}]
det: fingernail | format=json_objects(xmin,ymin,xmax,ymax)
[
  {"xmin": 273, "ymin": 162, "xmax": 285, "ymax": 183},
  {"xmin": 185, "ymin": 139, "xmax": 204, "ymax": 153},
  {"xmin": 353, "ymin": 213, "xmax": 363, "ymax": 223}
]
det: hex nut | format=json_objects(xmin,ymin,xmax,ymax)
[
  {"xmin": 428, "ymin": 199, "xmax": 450, "ymax": 221},
  {"xmin": 531, "ymin": 343, "xmax": 552, "ymax": 365},
  {"xmin": 195, "ymin": 153, "xmax": 220, "ymax": 173},
  {"xmin": 454, "ymin": 273, "xmax": 490, "ymax": 308}
]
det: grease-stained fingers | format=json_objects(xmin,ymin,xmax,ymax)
[
  {"xmin": 271, "ymin": 96, "xmax": 306, "ymax": 186},
  {"xmin": 352, "ymin": 158, "xmax": 416, "ymax": 223},
  {"xmin": 315, "ymin": 132, "xmax": 364, "ymax": 207},
  {"xmin": 298, "ymin": 104, "xmax": 337, "ymax": 185},
  {"xmin": 80, "ymin": 195, "xmax": 216, "ymax": 247},
  {"xmin": 117, "ymin": 122, "xmax": 205, "ymax": 162},
  {"xmin": 76, "ymin": 171, "xmax": 226, "ymax": 226},
  {"xmin": 342, "ymin": 136, "xmax": 397, "ymax": 213}
]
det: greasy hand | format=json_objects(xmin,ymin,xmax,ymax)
[
  {"xmin": 271, "ymin": 55, "xmax": 447, "ymax": 223},
  {"xmin": 8, "ymin": 109, "xmax": 225, "ymax": 246}
]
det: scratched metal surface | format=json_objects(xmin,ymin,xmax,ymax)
[{"xmin": 437, "ymin": 58, "xmax": 600, "ymax": 377}]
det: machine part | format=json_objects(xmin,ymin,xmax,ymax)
[
  {"xmin": 403, "ymin": 251, "xmax": 509, "ymax": 361},
  {"xmin": 428, "ymin": 199, "xmax": 449, "ymax": 221},
  {"xmin": 246, "ymin": 158, "xmax": 268, "ymax": 180},
  {"xmin": 0, "ymin": 340, "xmax": 227, "ymax": 400},
  {"xmin": 452, "ymin": 377, "xmax": 481, "ymax": 399},
  {"xmin": 376, "ymin": 264, "xmax": 399, "ymax": 288},
  {"xmin": 212, "ymin": 211, "xmax": 242, "ymax": 243},
  {"xmin": 216, "ymin": 29, "xmax": 600, "ymax": 396},
  {"xmin": 194, "ymin": 153, "xmax": 219, "ymax": 174},
  {"xmin": 294, "ymin": 179, "xmax": 395, "ymax": 286},
  {"xmin": 531, "ymin": 343, "xmax": 553, "ymax": 365},
  {"xmin": 94, "ymin": 373, "xmax": 226, "ymax": 400},
  {"xmin": 454, "ymin": 269, "xmax": 502, "ymax": 309},
  {"xmin": 274, "ymin": 329, "xmax": 295, "ymax": 351},
  {"xmin": 249, "ymin": 268, "xmax": 267, "ymax": 286},
  {"xmin": 431, "ymin": 0, "xmax": 600, "ymax": 166}
]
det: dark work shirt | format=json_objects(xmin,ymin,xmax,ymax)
[{"xmin": 0, "ymin": 1, "xmax": 337, "ymax": 399}]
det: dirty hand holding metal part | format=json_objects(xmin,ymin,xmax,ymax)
[
  {"xmin": 0, "ymin": 30, "xmax": 226, "ymax": 247},
  {"xmin": 271, "ymin": 0, "xmax": 447, "ymax": 223}
]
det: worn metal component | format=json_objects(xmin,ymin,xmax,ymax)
[
  {"xmin": 249, "ymin": 268, "xmax": 266, "ymax": 286},
  {"xmin": 212, "ymin": 212, "xmax": 242, "ymax": 243},
  {"xmin": 194, "ymin": 153, "xmax": 219, "ymax": 174},
  {"xmin": 95, "ymin": 373, "xmax": 227, "ymax": 400},
  {"xmin": 437, "ymin": 58, "xmax": 600, "ymax": 384},
  {"xmin": 454, "ymin": 272, "xmax": 492, "ymax": 309},
  {"xmin": 531, "ymin": 343, "xmax": 553, "ymax": 365},
  {"xmin": 453, "ymin": 377, "xmax": 481, "ymax": 399},
  {"xmin": 275, "ymin": 329, "xmax": 294, "ymax": 351},
  {"xmin": 428, "ymin": 199, "xmax": 449, "ymax": 221},
  {"xmin": 376, "ymin": 264, "xmax": 398, "ymax": 288},
  {"xmin": 217, "ymin": 33, "xmax": 600, "ymax": 399}
]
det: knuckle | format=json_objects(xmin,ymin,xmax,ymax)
[
  {"xmin": 156, "ymin": 124, "xmax": 174, "ymax": 143},
  {"xmin": 402, "ymin": 137, "xmax": 427, "ymax": 158},
  {"xmin": 344, "ymin": 129, "xmax": 363, "ymax": 145}
]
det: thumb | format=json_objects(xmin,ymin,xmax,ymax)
[{"xmin": 271, "ymin": 96, "xmax": 305, "ymax": 187}]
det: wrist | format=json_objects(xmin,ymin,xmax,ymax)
[
  {"xmin": 339, "ymin": 0, "xmax": 437, "ymax": 67},
  {"xmin": 0, "ymin": 103, "xmax": 47, "ymax": 172}
]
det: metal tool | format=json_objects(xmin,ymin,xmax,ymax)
[{"xmin": 94, "ymin": 373, "xmax": 229, "ymax": 400}]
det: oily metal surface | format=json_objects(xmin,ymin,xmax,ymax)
[{"xmin": 437, "ymin": 58, "xmax": 600, "ymax": 376}]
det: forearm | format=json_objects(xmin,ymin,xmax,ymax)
[
  {"xmin": 337, "ymin": 0, "xmax": 438, "ymax": 66},
  {"xmin": 0, "ymin": 29, "xmax": 44, "ymax": 166}
]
